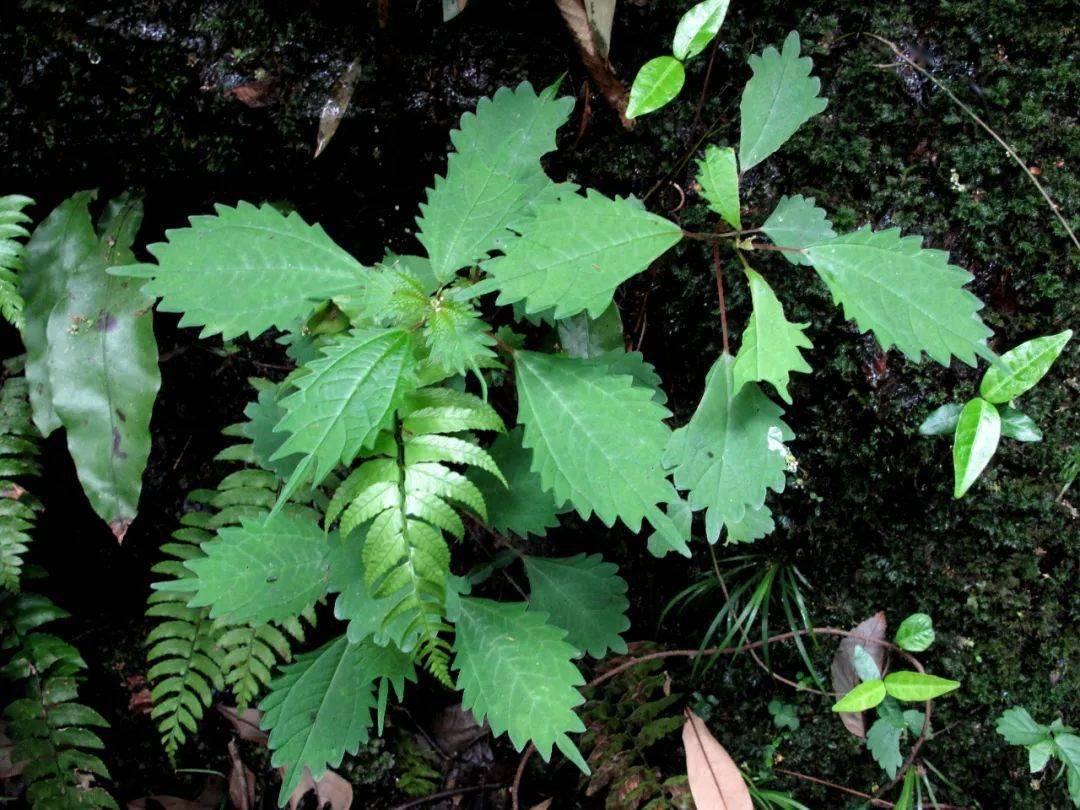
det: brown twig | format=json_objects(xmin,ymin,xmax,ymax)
[
  {"xmin": 711, "ymin": 242, "xmax": 729, "ymax": 354},
  {"xmin": 390, "ymin": 783, "xmax": 508, "ymax": 809},
  {"xmin": 867, "ymin": 33, "xmax": 1079, "ymax": 251},
  {"xmin": 775, "ymin": 767, "xmax": 969, "ymax": 809},
  {"xmin": 691, "ymin": 33, "xmax": 723, "ymax": 130}
]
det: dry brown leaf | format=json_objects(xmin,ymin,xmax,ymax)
[
  {"xmin": 314, "ymin": 58, "xmax": 362, "ymax": 159},
  {"xmin": 227, "ymin": 740, "xmax": 256, "ymax": 809},
  {"xmin": 681, "ymin": 711, "xmax": 752, "ymax": 810},
  {"xmin": 529, "ymin": 800, "xmax": 554, "ymax": 810},
  {"xmin": 830, "ymin": 611, "xmax": 887, "ymax": 738},
  {"xmin": 285, "ymin": 766, "xmax": 354, "ymax": 810},
  {"xmin": 584, "ymin": 0, "xmax": 616, "ymax": 57},
  {"xmin": 553, "ymin": 0, "xmax": 632, "ymax": 128},
  {"xmin": 126, "ymin": 776, "xmax": 225, "ymax": 810},
  {"xmin": 216, "ymin": 704, "xmax": 269, "ymax": 745},
  {"xmin": 431, "ymin": 704, "xmax": 487, "ymax": 755}
]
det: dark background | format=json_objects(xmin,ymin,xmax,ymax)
[{"xmin": 1, "ymin": 0, "xmax": 1077, "ymax": 806}]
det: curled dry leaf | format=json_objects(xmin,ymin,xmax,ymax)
[
  {"xmin": 553, "ymin": 0, "xmax": 632, "ymax": 127},
  {"xmin": 217, "ymin": 704, "xmax": 270, "ymax": 745},
  {"xmin": 285, "ymin": 766, "xmax": 354, "ymax": 810},
  {"xmin": 314, "ymin": 59, "xmax": 362, "ymax": 158},
  {"xmin": 830, "ymin": 611, "xmax": 887, "ymax": 738},
  {"xmin": 681, "ymin": 711, "xmax": 752, "ymax": 810},
  {"xmin": 228, "ymin": 740, "xmax": 256, "ymax": 810}
]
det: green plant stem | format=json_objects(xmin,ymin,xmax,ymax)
[{"xmin": 711, "ymin": 242, "xmax": 730, "ymax": 354}]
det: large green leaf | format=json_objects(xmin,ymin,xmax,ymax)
[
  {"xmin": 664, "ymin": 353, "xmax": 791, "ymax": 542},
  {"xmin": 979, "ymin": 330, "xmax": 1072, "ymax": 403},
  {"xmin": 514, "ymin": 351, "xmax": 683, "ymax": 548},
  {"xmin": 116, "ymin": 201, "xmax": 365, "ymax": 339},
  {"xmin": 0, "ymin": 194, "xmax": 34, "ymax": 329},
  {"xmin": 472, "ymin": 190, "xmax": 682, "ymax": 319},
  {"xmin": 672, "ymin": 0, "xmax": 731, "ymax": 61},
  {"xmin": 20, "ymin": 190, "xmax": 99, "ymax": 435},
  {"xmin": 761, "ymin": 194, "xmax": 835, "ymax": 266},
  {"xmin": 416, "ymin": 81, "xmax": 573, "ymax": 282},
  {"xmin": 44, "ymin": 193, "xmax": 159, "ymax": 540},
  {"xmin": 185, "ymin": 514, "xmax": 331, "ymax": 624},
  {"xmin": 882, "ymin": 671, "xmax": 960, "ymax": 702},
  {"xmin": 626, "ymin": 56, "xmax": 686, "ymax": 119},
  {"xmin": 272, "ymin": 328, "xmax": 416, "ymax": 504},
  {"xmin": 467, "ymin": 427, "xmax": 563, "ymax": 538},
  {"xmin": 804, "ymin": 227, "xmax": 993, "ymax": 367},
  {"xmin": 696, "ymin": 145, "xmax": 741, "ymax": 229},
  {"xmin": 952, "ymin": 397, "xmax": 1000, "ymax": 498},
  {"xmin": 452, "ymin": 597, "xmax": 588, "ymax": 771},
  {"xmin": 523, "ymin": 553, "xmax": 630, "ymax": 658},
  {"xmin": 732, "ymin": 267, "xmax": 812, "ymax": 404},
  {"xmin": 260, "ymin": 635, "xmax": 414, "ymax": 804},
  {"xmin": 738, "ymin": 31, "xmax": 828, "ymax": 170}
]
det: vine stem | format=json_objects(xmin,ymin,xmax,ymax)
[
  {"xmin": 389, "ymin": 783, "xmax": 508, "ymax": 809},
  {"xmin": 774, "ymin": 767, "xmax": 968, "ymax": 809},
  {"xmin": 712, "ymin": 242, "xmax": 729, "ymax": 354},
  {"xmin": 509, "ymin": 627, "xmax": 933, "ymax": 810},
  {"xmin": 867, "ymin": 33, "xmax": 1079, "ymax": 251}
]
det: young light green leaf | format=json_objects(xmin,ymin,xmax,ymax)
[
  {"xmin": 831, "ymin": 679, "xmax": 886, "ymax": 713},
  {"xmin": 739, "ymin": 31, "xmax": 828, "ymax": 170},
  {"xmin": 185, "ymin": 514, "xmax": 331, "ymax": 624},
  {"xmin": 260, "ymin": 635, "xmax": 414, "ymax": 804},
  {"xmin": 805, "ymin": 226, "xmax": 994, "ymax": 367},
  {"xmin": 696, "ymin": 145, "xmax": 741, "ymax": 229},
  {"xmin": 272, "ymin": 329, "xmax": 416, "ymax": 503},
  {"xmin": 664, "ymin": 353, "xmax": 792, "ymax": 542},
  {"xmin": 472, "ymin": 190, "xmax": 682, "ymax": 319},
  {"xmin": 979, "ymin": 330, "xmax": 1072, "ymax": 403},
  {"xmin": 1055, "ymin": 734, "xmax": 1080, "ymax": 781},
  {"xmin": 918, "ymin": 403, "xmax": 962, "ymax": 437},
  {"xmin": 116, "ymin": 202, "xmax": 366, "ymax": 340},
  {"xmin": 416, "ymin": 81, "xmax": 573, "ymax": 282},
  {"xmin": 894, "ymin": 768, "xmax": 917, "ymax": 810},
  {"xmin": 1028, "ymin": 739, "xmax": 1055, "ymax": 773},
  {"xmin": 672, "ymin": 0, "xmax": 731, "ymax": 61},
  {"xmin": 894, "ymin": 613, "xmax": 935, "ymax": 652},
  {"xmin": 514, "ymin": 351, "xmax": 683, "ymax": 548},
  {"xmin": 852, "ymin": 645, "xmax": 882, "ymax": 682},
  {"xmin": 626, "ymin": 56, "xmax": 686, "ymax": 119},
  {"xmin": 557, "ymin": 303, "xmax": 624, "ymax": 359},
  {"xmin": 761, "ymin": 194, "xmax": 836, "ymax": 266},
  {"xmin": 866, "ymin": 717, "xmax": 903, "ymax": 778},
  {"xmin": 733, "ymin": 267, "xmax": 812, "ymax": 404},
  {"xmin": 952, "ymin": 397, "xmax": 1001, "ymax": 498},
  {"xmin": 45, "ymin": 193, "xmax": 159, "ymax": 541},
  {"xmin": 882, "ymin": 671, "xmax": 960, "ymax": 702},
  {"xmin": 422, "ymin": 295, "xmax": 497, "ymax": 381},
  {"xmin": 524, "ymin": 553, "xmax": 630, "ymax": 659},
  {"xmin": 452, "ymin": 597, "xmax": 588, "ymax": 772},
  {"xmin": 995, "ymin": 707, "xmax": 1052, "ymax": 747},
  {"xmin": 998, "ymin": 406, "xmax": 1042, "ymax": 442}
]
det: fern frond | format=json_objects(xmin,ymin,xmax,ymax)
[
  {"xmin": 416, "ymin": 631, "xmax": 455, "ymax": 689},
  {"xmin": 0, "ymin": 195, "xmax": 34, "ymax": 329},
  {"xmin": 0, "ymin": 368, "xmax": 43, "ymax": 591}
]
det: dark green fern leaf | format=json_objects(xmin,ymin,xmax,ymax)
[
  {"xmin": 0, "ymin": 195, "xmax": 34, "ymax": 328},
  {"xmin": 0, "ymin": 365, "xmax": 43, "ymax": 592}
]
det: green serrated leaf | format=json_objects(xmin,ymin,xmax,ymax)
[
  {"xmin": 116, "ymin": 202, "xmax": 365, "ymax": 340},
  {"xmin": 472, "ymin": 190, "xmax": 682, "ymax": 319},
  {"xmin": 882, "ymin": 671, "xmax": 960, "ymax": 702},
  {"xmin": 761, "ymin": 194, "xmax": 835, "ymax": 266},
  {"xmin": 416, "ymin": 81, "xmax": 573, "ymax": 282},
  {"xmin": 997, "ymin": 406, "xmax": 1043, "ymax": 442},
  {"xmin": 626, "ymin": 56, "xmax": 686, "ymax": 119},
  {"xmin": 894, "ymin": 613, "xmax": 935, "ymax": 652},
  {"xmin": 722, "ymin": 502, "xmax": 774, "ymax": 544},
  {"xmin": 557, "ymin": 303, "xmax": 624, "ymax": 359},
  {"xmin": 952, "ymin": 397, "xmax": 1000, "ymax": 498},
  {"xmin": 452, "ymin": 597, "xmax": 588, "ymax": 772},
  {"xmin": 733, "ymin": 267, "xmax": 812, "ymax": 404},
  {"xmin": 0, "ymin": 194, "xmax": 34, "ymax": 329},
  {"xmin": 739, "ymin": 31, "xmax": 828, "ymax": 170},
  {"xmin": 866, "ymin": 717, "xmax": 903, "ymax": 778},
  {"xmin": 832, "ymin": 679, "xmax": 886, "ymax": 712},
  {"xmin": 918, "ymin": 403, "xmax": 962, "ymax": 437},
  {"xmin": 995, "ymin": 707, "xmax": 1052, "ymax": 746},
  {"xmin": 242, "ymin": 380, "xmax": 304, "ymax": 479},
  {"xmin": 422, "ymin": 296, "xmax": 497, "ymax": 381},
  {"xmin": 696, "ymin": 145, "xmax": 740, "ymax": 229},
  {"xmin": 672, "ymin": 0, "xmax": 731, "ymax": 61},
  {"xmin": 979, "ymin": 330, "xmax": 1072, "ymax": 403},
  {"xmin": 805, "ymin": 226, "xmax": 993, "ymax": 367},
  {"xmin": 524, "ymin": 553, "xmax": 630, "ymax": 659},
  {"xmin": 1028, "ymin": 738, "xmax": 1055, "ymax": 773}
]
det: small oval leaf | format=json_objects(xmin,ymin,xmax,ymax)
[
  {"xmin": 979, "ymin": 330, "xmax": 1071, "ymax": 403},
  {"xmin": 918, "ymin": 403, "xmax": 962, "ymax": 437},
  {"xmin": 882, "ymin": 671, "xmax": 960, "ymax": 702},
  {"xmin": 626, "ymin": 56, "xmax": 686, "ymax": 119},
  {"xmin": 894, "ymin": 613, "xmax": 935, "ymax": 652},
  {"xmin": 831, "ymin": 679, "xmax": 886, "ymax": 713},
  {"xmin": 672, "ymin": 0, "xmax": 731, "ymax": 61},
  {"xmin": 998, "ymin": 406, "xmax": 1042, "ymax": 443},
  {"xmin": 952, "ymin": 398, "xmax": 1000, "ymax": 498}
]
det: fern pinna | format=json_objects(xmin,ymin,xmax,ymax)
[
  {"xmin": 0, "ymin": 360, "xmax": 42, "ymax": 591},
  {"xmin": 119, "ymin": 41, "xmax": 1065, "ymax": 804},
  {"xmin": 0, "ymin": 195, "xmax": 34, "ymax": 329}
]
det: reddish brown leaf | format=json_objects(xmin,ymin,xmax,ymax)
[
  {"xmin": 830, "ymin": 611, "xmax": 887, "ymax": 738},
  {"xmin": 227, "ymin": 740, "xmax": 256, "ymax": 809},
  {"xmin": 284, "ymin": 767, "xmax": 354, "ymax": 810},
  {"xmin": 128, "ymin": 687, "xmax": 153, "ymax": 715},
  {"xmin": 216, "ymin": 704, "xmax": 269, "ymax": 745},
  {"xmin": 229, "ymin": 79, "xmax": 277, "ymax": 108}
]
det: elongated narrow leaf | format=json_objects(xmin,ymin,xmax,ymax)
[
  {"xmin": 416, "ymin": 82, "xmax": 573, "ymax": 282},
  {"xmin": 918, "ymin": 403, "xmax": 962, "ymax": 437},
  {"xmin": 832, "ymin": 679, "xmax": 886, "ymax": 712},
  {"xmin": 739, "ymin": 31, "xmax": 827, "ymax": 170},
  {"xmin": 273, "ymin": 329, "xmax": 416, "ymax": 501},
  {"xmin": 514, "ymin": 351, "xmax": 683, "ymax": 547},
  {"xmin": 116, "ymin": 202, "xmax": 365, "ymax": 339},
  {"xmin": 882, "ymin": 671, "xmax": 959, "ymax": 702},
  {"xmin": 664, "ymin": 353, "xmax": 791, "ymax": 541},
  {"xmin": 260, "ymin": 635, "xmax": 414, "ymax": 803},
  {"xmin": 45, "ymin": 193, "xmax": 159, "ymax": 540},
  {"xmin": 979, "ymin": 330, "xmax": 1072, "ymax": 403},
  {"xmin": 696, "ymin": 145, "xmax": 741, "ymax": 229},
  {"xmin": 472, "ymin": 190, "xmax": 682, "ymax": 319},
  {"xmin": 682, "ymin": 712, "xmax": 753, "ymax": 810},
  {"xmin": 672, "ymin": 0, "xmax": 731, "ymax": 61},
  {"xmin": 452, "ymin": 597, "xmax": 588, "ymax": 771},
  {"xmin": 185, "ymin": 514, "xmax": 331, "ymax": 624},
  {"xmin": 20, "ymin": 190, "xmax": 99, "ymax": 435},
  {"xmin": 952, "ymin": 397, "xmax": 1000, "ymax": 498},
  {"xmin": 524, "ymin": 554, "xmax": 629, "ymax": 658},
  {"xmin": 626, "ymin": 56, "xmax": 686, "ymax": 119},
  {"xmin": 761, "ymin": 194, "xmax": 835, "ymax": 265},
  {"xmin": 805, "ymin": 227, "xmax": 993, "ymax": 367},
  {"xmin": 733, "ymin": 267, "xmax": 812, "ymax": 404}
]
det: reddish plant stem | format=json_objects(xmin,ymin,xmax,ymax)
[{"xmin": 712, "ymin": 242, "xmax": 729, "ymax": 354}]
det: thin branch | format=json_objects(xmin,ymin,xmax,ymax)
[
  {"xmin": 867, "ymin": 33, "xmax": 1079, "ymax": 251},
  {"xmin": 775, "ymin": 767, "xmax": 969, "ymax": 810},
  {"xmin": 390, "ymin": 783, "xmax": 508, "ymax": 809},
  {"xmin": 712, "ymin": 242, "xmax": 729, "ymax": 354}
]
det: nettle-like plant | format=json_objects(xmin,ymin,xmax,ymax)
[{"xmin": 118, "ymin": 34, "xmax": 1064, "ymax": 805}]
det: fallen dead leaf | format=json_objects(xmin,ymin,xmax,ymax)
[
  {"xmin": 126, "ymin": 776, "xmax": 226, "ymax": 810},
  {"xmin": 681, "ymin": 711, "xmax": 752, "ymax": 810},
  {"xmin": 830, "ymin": 611, "xmax": 887, "ymax": 738},
  {"xmin": 228, "ymin": 740, "xmax": 256, "ymax": 809},
  {"xmin": 285, "ymin": 766, "xmax": 354, "ymax": 810},
  {"xmin": 553, "ymin": 0, "xmax": 632, "ymax": 128},
  {"xmin": 217, "ymin": 704, "xmax": 269, "ymax": 745},
  {"xmin": 314, "ymin": 58, "xmax": 363, "ymax": 159}
]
